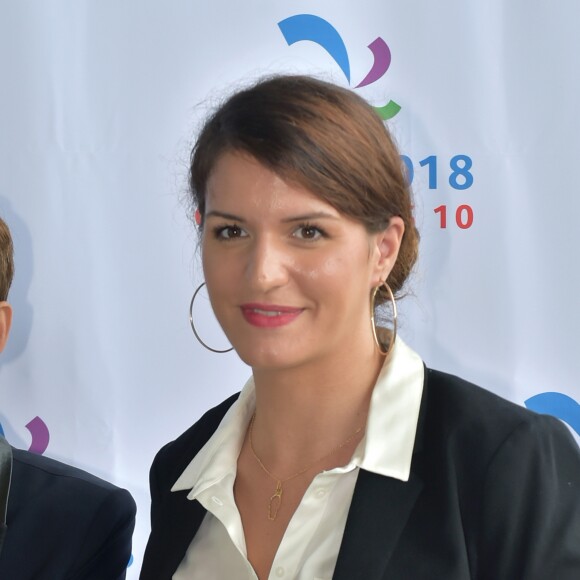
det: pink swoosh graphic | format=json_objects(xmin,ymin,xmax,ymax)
[
  {"xmin": 26, "ymin": 416, "xmax": 50, "ymax": 455},
  {"xmin": 356, "ymin": 37, "xmax": 392, "ymax": 88}
]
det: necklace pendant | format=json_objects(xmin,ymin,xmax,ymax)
[{"xmin": 268, "ymin": 481, "xmax": 283, "ymax": 521}]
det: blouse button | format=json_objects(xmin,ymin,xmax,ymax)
[
  {"xmin": 275, "ymin": 567, "xmax": 285, "ymax": 577},
  {"xmin": 211, "ymin": 496, "xmax": 223, "ymax": 506},
  {"xmin": 315, "ymin": 488, "xmax": 327, "ymax": 499}
]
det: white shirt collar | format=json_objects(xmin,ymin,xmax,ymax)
[{"xmin": 172, "ymin": 336, "xmax": 424, "ymax": 497}]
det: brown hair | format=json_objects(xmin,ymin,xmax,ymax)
[
  {"xmin": 190, "ymin": 75, "xmax": 419, "ymax": 297},
  {"xmin": 0, "ymin": 217, "xmax": 14, "ymax": 301}
]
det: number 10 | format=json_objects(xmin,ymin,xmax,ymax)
[{"xmin": 434, "ymin": 204, "xmax": 474, "ymax": 229}]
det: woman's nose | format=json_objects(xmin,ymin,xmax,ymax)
[{"xmin": 245, "ymin": 238, "xmax": 289, "ymax": 291}]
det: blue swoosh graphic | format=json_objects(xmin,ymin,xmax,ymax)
[
  {"xmin": 278, "ymin": 15, "xmax": 351, "ymax": 83},
  {"xmin": 525, "ymin": 392, "xmax": 580, "ymax": 436},
  {"xmin": 0, "ymin": 422, "xmax": 4, "ymax": 437}
]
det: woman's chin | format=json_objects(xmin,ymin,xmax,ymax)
[{"xmin": 235, "ymin": 343, "xmax": 307, "ymax": 372}]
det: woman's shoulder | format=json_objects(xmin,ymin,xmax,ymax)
[
  {"xmin": 423, "ymin": 366, "xmax": 566, "ymax": 431},
  {"xmin": 424, "ymin": 367, "xmax": 531, "ymax": 420},
  {"xmin": 150, "ymin": 392, "xmax": 240, "ymax": 485},
  {"xmin": 420, "ymin": 367, "xmax": 576, "ymax": 462}
]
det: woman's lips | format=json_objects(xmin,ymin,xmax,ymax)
[{"xmin": 240, "ymin": 304, "xmax": 303, "ymax": 328}]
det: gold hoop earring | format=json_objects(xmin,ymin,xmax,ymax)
[
  {"xmin": 189, "ymin": 282, "xmax": 233, "ymax": 354},
  {"xmin": 370, "ymin": 282, "xmax": 397, "ymax": 357}
]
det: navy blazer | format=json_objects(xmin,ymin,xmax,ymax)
[
  {"xmin": 0, "ymin": 448, "xmax": 136, "ymax": 580},
  {"xmin": 141, "ymin": 368, "xmax": 580, "ymax": 579}
]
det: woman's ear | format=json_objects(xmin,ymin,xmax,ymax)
[
  {"xmin": 371, "ymin": 216, "xmax": 405, "ymax": 285},
  {"xmin": 0, "ymin": 302, "xmax": 13, "ymax": 353}
]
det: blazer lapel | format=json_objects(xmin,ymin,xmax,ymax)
[
  {"xmin": 140, "ymin": 491, "xmax": 207, "ymax": 580},
  {"xmin": 333, "ymin": 468, "xmax": 423, "ymax": 580}
]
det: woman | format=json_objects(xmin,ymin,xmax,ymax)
[{"xmin": 140, "ymin": 75, "xmax": 580, "ymax": 579}]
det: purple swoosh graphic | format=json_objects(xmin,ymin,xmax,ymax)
[
  {"xmin": 356, "ymin": 37, "xmax": 392, "ymax": 88},
  {"xmin": 26, "ymin": 416, "xmax": 50, "ymax": 454},
  {"xmin": 278, "ymin": 14, "xmax": 351, "ymax": 83}
]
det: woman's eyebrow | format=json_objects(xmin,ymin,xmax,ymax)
[
  {"xmin": 281, "ymin": 212, "xmax": 339, "ymax": 223},
  {"xmin": 205, "ymin": 210, "xmax": 246, "ymax": 222},
  {"xmin": 205, "ymin": 210, "xmax": 339, "ymax": 223}
]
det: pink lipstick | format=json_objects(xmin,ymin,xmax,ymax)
[{"xmin": 240, "ymin": 303, "xmax": 303, "ymax": 328}]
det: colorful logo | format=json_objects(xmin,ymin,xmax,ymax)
[
  {"xmin": 0, "ymin": 415, "xmax": 50, "ymax": 454},
  {"xmin": 525, "ymin": 392, "xmax": 580, "ymax": 437},
  {"xmin": 278, "ymin": 14, "xmax": 401, "ymax": 120}
]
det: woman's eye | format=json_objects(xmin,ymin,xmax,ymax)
[
  {"xmin": 294, "ymin": 224, "xmax": 324, "ymax": 240},
  {"xmin": 214, "ymin": 225, "xmax": 246, "ymax": 240}
]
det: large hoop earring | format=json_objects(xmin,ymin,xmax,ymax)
[
  {"xmin": 189, "ymin": 282, "xmax": 233, "ymax": 354},
  {"xmin": 370, "ymin": 282, "xmax": 397, "ymax": 357}
]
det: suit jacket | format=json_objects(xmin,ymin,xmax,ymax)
[
  {"xmin": 0, "ymin": 436, "xmax": 10, "ymax": 557},
  {"xmin": 0, "ymin": 448, "xmax": 136, "ymax": 580},
  {"xmin": 140, "ymin": 368, "xmax": 580, "ymax": 579}
]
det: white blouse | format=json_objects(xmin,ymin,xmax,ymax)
[{"xmin": 172, "ymin": 337, "xmax": 424, "ymax": 579}]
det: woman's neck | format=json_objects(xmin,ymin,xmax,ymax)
[{"xmin": 250, "ymin": 337, "xmax": 385, "ymax": 470}]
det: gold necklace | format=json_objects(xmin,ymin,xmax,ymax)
[{"xmin": 248, "ymin": 413, "xmax": 364, "ymax": 520}]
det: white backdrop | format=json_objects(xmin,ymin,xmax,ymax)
[{"xmin": 1, "ymin": 1, "xmax": 579, "ymax": 576}]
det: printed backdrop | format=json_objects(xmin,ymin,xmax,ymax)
[{"xmin": 1, "ymin": 1, "xmax": 579, "ymax": 575}]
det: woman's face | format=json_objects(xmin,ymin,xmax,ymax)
[{"xmin": 201, "ymin": 151, "xmax": 403, "ymax": 371}]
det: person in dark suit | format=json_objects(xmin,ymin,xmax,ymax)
[
  {"xmin": 0, "ymin": 435, "xmax": 10, "ymax": 556},
  {"xmin": 0, "ymin": 217, "xmax": 136, "ymax": 579},
  {"xmin": 141, "ymin": 75, "xmax": 580, "ymax": 579}
]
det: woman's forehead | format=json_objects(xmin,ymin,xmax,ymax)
[{"xmin": 206, "ymin": 151, "xmax": 339, "ymax": 217}]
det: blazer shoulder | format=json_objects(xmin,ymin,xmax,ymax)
[
  {"xmin": 4, "ymin": 450, "xmax": 136, "ymax": 580},
  {"xmin": 151, "ymin": 392, "xmax": 240, "ymax": 488},
  {"xmin": 10, "ymin": 449, "xmax": 136, "ymax": 526},
  {"xmin": 421, "ymin": 367, "xmax": 575, "ymax": 458},
  {"xmin": 12, "ymin": 448, "xmax": 133, "ymax": 496},
  {"xmin": 425, "ymin": 367, "xmax": 540, "ymax": 422}
]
